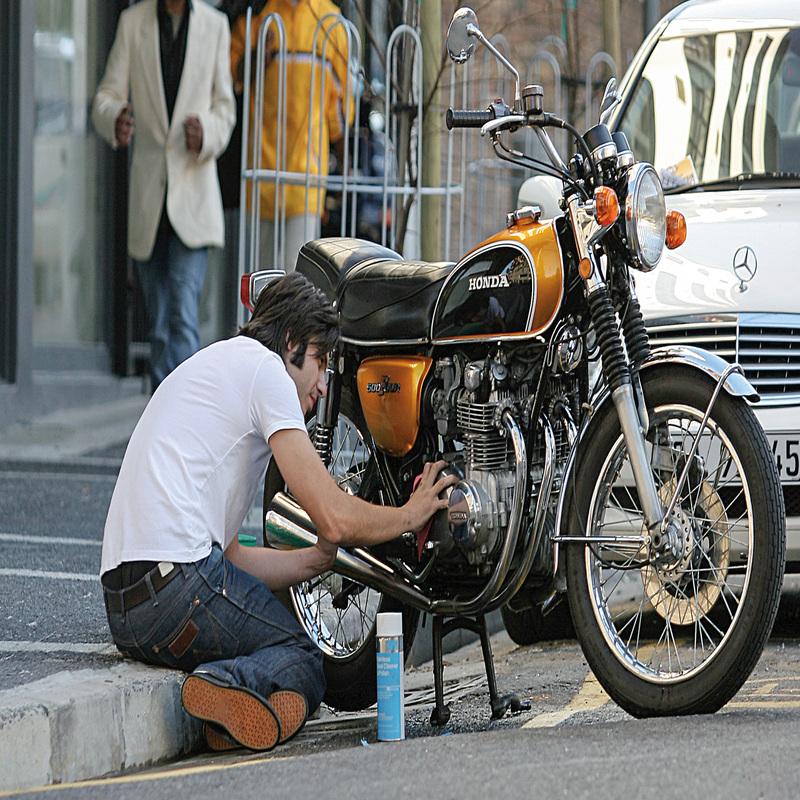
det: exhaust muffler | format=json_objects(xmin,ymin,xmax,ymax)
[{"xmin": 264, "ymin": 492, "xmax": 433, "ymax": 612}]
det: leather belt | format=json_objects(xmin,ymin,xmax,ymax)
[{"xmin": 103, "ymin": 562, "xmax": 181, "ymax": 614}]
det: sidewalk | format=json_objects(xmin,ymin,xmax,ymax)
[
  {"xmin": 0, "ymin": 395, "xmax": 505, "ymax": 793},
  {"xmin": 0, "ymin": 621, "xmax": 515, "ymax": 794},
  {"xmin": 0, "ymin": 394, "xmax": 149, "ymax": 470}
]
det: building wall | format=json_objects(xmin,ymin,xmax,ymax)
[{"xmin": 437, "ymin": 0, "xmax": 685, "ymax": 125}]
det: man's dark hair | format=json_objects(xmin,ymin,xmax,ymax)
[{"xmin": 237, "ymin": 272, "xmax": 339, "ymax": 367}]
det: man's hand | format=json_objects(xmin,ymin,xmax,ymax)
[
  {"xmin": 115, "ymin": 103, "xmax": 134, "ymax": 147},
  {"xmin": 183, "ymin": 115, "xmax": 203, "ymax": 153},
  {"xmin": 402, "ymin": 460, "xmax": 457, "ymax": 533},
  {"xmin": 272, "ymin": 429, "xmax": 458, "ymax": 547}
]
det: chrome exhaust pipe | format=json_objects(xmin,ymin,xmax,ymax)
[{"xmin": 265, "ymin": 492, "xmax": 434, "ymax": 612}]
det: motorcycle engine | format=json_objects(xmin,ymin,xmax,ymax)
[{"xmin": 428, "ymin": 353, "xmax": 526, "ymax": 568}]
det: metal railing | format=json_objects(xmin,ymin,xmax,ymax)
[{"xmin": 236, "ymin": 10, "xmax": 617, "ymax": 299}]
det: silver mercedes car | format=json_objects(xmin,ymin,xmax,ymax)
[{"xmin": 611, "ymin": 0, "xmax": 800, "ymax": 565}]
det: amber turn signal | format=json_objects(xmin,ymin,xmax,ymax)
[
  {"xmin": 665, "ymin": 210, "xmax": 686, "ymax": 249},
  {"xmin": 579, "ymin": 257, "xmax": 593, "ymax": 279},
  {"xmin": 595, "ymin": 186, "xmax": 619, "ymax": 227}
]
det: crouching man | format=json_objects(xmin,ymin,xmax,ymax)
[{"xmin": 100, "ymin": 273, "xmax": 455, "ymax": 751}]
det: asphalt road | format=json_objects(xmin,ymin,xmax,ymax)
[{"xmin": 0, "ymin": 464, "xmax": 262, "ymax": 690}]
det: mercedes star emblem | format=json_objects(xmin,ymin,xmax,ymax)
[{"xmin": 732, "ymin": 245, "xmax": 757, "ymax": 292}]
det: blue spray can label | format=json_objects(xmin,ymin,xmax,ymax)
[{"xmin": 376, "ymin": 612, "xmax": 405, "ymax": 741}]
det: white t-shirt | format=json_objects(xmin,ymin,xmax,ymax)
[{"xmin": 100, "ymin": 337, "xmax": 307, "ymax": 575}]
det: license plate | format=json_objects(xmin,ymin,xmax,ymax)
[
  {"xmin": 768, "ymin": 432, "xmax": 800, "ymax": 485},
  {"xmin": 692, "ymin": 431, "xmax": 800, "ymax": 487}
]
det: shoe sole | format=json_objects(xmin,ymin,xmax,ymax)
[
  {"xmin": 269, "ymin": 690, "xmax": 309, "ymax": 744},
  {"xmin": 203, "ymin": 722, "xmax": 240, "ymax": 752},
  {"xmin": 182, "ymin": 674, "xmax": 279, "ymax": 751}
]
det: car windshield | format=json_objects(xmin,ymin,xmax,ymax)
[{"xmin": 617, "ymin": 26, "xmax": 800, "ymax": 192}]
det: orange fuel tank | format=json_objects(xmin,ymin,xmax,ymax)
[
  {"xmin": 356, "ymin": 356, "xmax": 433, "ymax": 456},
  {"xmin": 431, "ymin": 218, "xmax": 564, "ymax": 342}
]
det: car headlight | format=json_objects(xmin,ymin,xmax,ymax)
[{"xmin": 625, "ymin": 163, "xmax": 666, "ymax": 272}]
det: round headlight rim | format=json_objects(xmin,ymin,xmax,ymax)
[{"xmin": 625, "ymin": 162, "xmax": 666, "ymax": 273}]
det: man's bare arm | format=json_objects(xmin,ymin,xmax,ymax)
[
  {"xmin": 224, "ymin": 535, "xmax": 337, "ymax": 591},
  {"xmin": 269, "ymin": 428, "xmax": 455, "ymax": 547}
]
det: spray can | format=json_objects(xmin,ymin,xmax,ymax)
[{"xmin": 376, "ymin": 611, "xmax": 405, "ymax": 740}]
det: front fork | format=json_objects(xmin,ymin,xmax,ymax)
[{"xmin": 568, "ymin": 193, "xmax": 664, "ymax": 531}]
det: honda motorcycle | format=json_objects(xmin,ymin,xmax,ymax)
[{"xmin": 242, "ymin": 7, "xmax": 786, "ymax": 722}]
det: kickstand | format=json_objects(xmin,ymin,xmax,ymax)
[{"xmin": 429, "ymin": 613, "xmax": 531, "ymax": 726}]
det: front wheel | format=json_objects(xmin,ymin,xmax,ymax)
[
  {"xmin": 565, "ymin": 366, "xmax": 785, "ymax": 717},
  {"xmin": 263, "ymin": 388, "xmax": 418, "ymax": 711}
]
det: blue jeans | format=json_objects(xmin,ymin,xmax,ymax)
[
  {"xmin": 104, "ymin": 546, "xmax": 326, "ymax": 712},
  {"xmin": 137, "ymin": 225, "xmax": 208, "ymax": 390}
]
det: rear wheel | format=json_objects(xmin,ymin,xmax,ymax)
[
  {"xmin": 263, "ymin": 389, "xmax": 417, "ymax": 711},
  {"xmin": 565, "ymin": 367, "xmax": 785, "ymax": 717}
]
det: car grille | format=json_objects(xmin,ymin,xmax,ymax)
[
  {"xmin": 784, "ymin": 486, "xmax": 800, "ymax": 518},
  {"xmin": 646, "ymin": 315, "xmax": 800, "ymax": 404}
]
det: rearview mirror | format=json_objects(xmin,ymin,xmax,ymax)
[
  {"xmin": 446, "ymin": 7, "xmax": 478, "ymax": 64},
  {"xmin": 599, "ymin": 78, "xmax": 621, "ymax": 125}
]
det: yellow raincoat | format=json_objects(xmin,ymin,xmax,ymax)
[{"xmin": 231, "ymin": 0, "xmax": 355, "ymax": 220}]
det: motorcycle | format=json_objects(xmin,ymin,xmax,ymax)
[{"xmin": 241, "ymin": 7, "xmax": 786, "ymax": 722}]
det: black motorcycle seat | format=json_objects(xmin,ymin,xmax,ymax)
[
  {"xmin": 336, "ymin": 258, "xmax": 455, "ymax": 342},
  {"xmin": 295, "ymin": 237, "xmax": 402, "ymax": 300}
]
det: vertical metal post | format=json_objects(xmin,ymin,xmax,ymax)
[
  {"xmin": 420, "ymin": 0, "xmax": 441, "ymax": 261},
  {"xmin": 602, "ymin": 0, "xmax": 622, "ymax": 80},
  {"xmin": 0, "ymin": 0, "xmax": 34, "ymax": 398}
]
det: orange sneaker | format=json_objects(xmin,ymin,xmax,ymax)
[
  {"xmin": 181, "ymin": 672, "xmax": 280, "ymax": 751},
  {"xmin": 268, "ymin": 690, "xmax": 309, "ymax": 743}
]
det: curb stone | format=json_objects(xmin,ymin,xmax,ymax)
[{"xmin": 0, "ymin": 664, "xmax": 202, "ymax": 793}]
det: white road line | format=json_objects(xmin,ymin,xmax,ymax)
[
  {"xmin": 0, "ymin": 470, "xmax": 117, "ymax": 481},
  {"xmin": 0, "ymin": 532, "xmax": 101, "ymax": 547},
  {"xmin": 0, "ymin": 568, "xmax": 97, "ymax": 581},
  {"xmin": 0, "ymin": 641, "xmax": 117, "ymax": 655}
]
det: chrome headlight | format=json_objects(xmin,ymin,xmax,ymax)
[{"xmin": 625, "ymin": 163, "xmax": 666, "ymax": 272}]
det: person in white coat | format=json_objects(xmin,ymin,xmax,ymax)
[{"xmin": 93, "ymin": 0, "xmax": 236, "ymax": 391}]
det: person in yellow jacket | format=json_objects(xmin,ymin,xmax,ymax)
[{"xmin": 231, "ymin": 0, "xmax": 355, "ymax": 272}]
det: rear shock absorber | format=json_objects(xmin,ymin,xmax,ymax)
[
  {"xmin": 587, "ymin": 286, "xmax": 630, "ymax": 392},
  {"xmin": 313, "ymin": 359, "xmax": 342, "ymax": 467},
  {"xmin": 313, "ymin": 425, "xmax": 335, "ymax": 466}
]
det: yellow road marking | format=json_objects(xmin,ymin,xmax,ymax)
[
  {"xmin": 0, "ymin": 753, "xmax": 290, "ymax": 797},
  {"xmin": 522, "ymin": 672, "xmax": 610, "ymax": 729},
  {"xmin": 751, "ymin": 682, "xmax": 779, "ymax": 696},
  {"xmin": 727, "ymin": 700, "xmax": 800, "ymax": 709}
]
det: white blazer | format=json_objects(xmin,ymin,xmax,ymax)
[{"xmin": 92, "ymin": 0, "xmax": 236, "ymax": 261}]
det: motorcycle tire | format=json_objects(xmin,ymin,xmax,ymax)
[
  {"xmin": 263, "ymin": 386, "xmax": 418, "ymax": 712},
  {"xmin": 565, "ymin": 365, "xmax": 785, "ymax": 717}
]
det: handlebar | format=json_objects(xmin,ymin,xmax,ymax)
[{"xmin": 446, "ymin": 108, "xmax": 494, "ymax": 130}]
